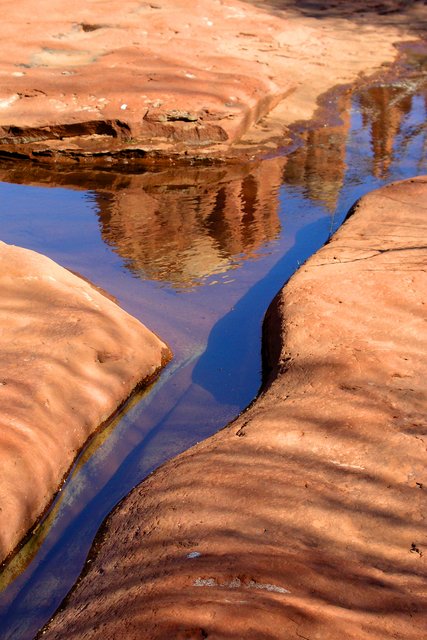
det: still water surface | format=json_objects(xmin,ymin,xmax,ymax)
[{"xmin": 0, "ymin": 72, "xmax": 425, "ymax": 638}]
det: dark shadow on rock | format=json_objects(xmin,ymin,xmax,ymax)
[{"xmin": 243, "ymin": 0, "xmax": 427, "ymax": 33}]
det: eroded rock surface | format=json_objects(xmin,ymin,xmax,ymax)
[
  {"xmin": 0, "ymin": 0, "xmax": 422, "ymax": 162},
  {"xmin": 42, "ymin": 177, "xmax": 427, "ymax": 639},
  {"xmin": 0, "ymin": 242, "xmax": 171, "ymax": 564}
]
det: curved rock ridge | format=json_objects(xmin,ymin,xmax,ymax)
[
  {"xmin": 42, "ymin": 176, "xmax": 427, "ymax": 639},
  {"xmin": 0, "ymin": 242, "xmax": 171, "ymax": 565},
  {"xmin": 0, "ymin": 0, "xmax": 421, "ymax": 162}
]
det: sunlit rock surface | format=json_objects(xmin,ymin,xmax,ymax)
[
  {"xmin": 0, "ymin": 243, "xmax": 171, "ymax": 564},
  {"xmin": 0, "ymin": 0, "xmax": 422, "ymax": 161},
  {"xmin": 42, "ymin": 177, "xmax": 427, "ymax": 639},
  {"xmin": 1, "ymin": 71, "xmax": 424, "ymax": 292}
]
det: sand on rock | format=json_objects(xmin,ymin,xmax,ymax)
[
  {"xmin": 0, "ymin": 242, "xmax": 171, "ymax": 565},
  {"xmin": 42, "ymin": 176, "xmax": 427, "ymax": 639},
  {"xmin": 0, "ymin": 0, "xmax": 423, "ymax": 162}
]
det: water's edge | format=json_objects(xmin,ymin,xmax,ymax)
[{"xmin": 0, "ymin": 46, "xmax": 425, "ymax": 639}]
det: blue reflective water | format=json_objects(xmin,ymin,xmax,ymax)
[{"xmin": 0, "ymin": 74, "xmax": 425, "ymax": 639}]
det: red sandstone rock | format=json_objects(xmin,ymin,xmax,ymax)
[
  {"xmin": 42, "ymin": 177, "xmax": 427, "ymax": 639},
  {"xmin": 0, "ymin": 0, "xmax": 421, "ymax": 162},
  {"xmin": 0, "ymin": 242, "xmax": 171, "ymax": 564}
]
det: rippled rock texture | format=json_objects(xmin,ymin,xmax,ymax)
[
  {"xmin": 0, "ymin": 0, "xmax": 422, "ymax": 162},
  {"xmin": 42, "ymin": 176, "xmax": 427, "ymax": 639},
  {"xmin": 0, "ymin": 243, "xmax": 171, "ymax": 564}
]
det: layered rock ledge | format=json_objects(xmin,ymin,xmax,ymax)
[
  {"xmin": 42, "ymin": 176, "xmax": 427, "ymax": 639},
  {"xmin": 0, "ymin": 0, "xmax": 424, "ymax": 163},
  {"xmin": 0, "ymin": 243, "xmax": 171, "ymax": 565}
]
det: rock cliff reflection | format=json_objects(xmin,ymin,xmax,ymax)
[
  {"xmin": 97, "ymin": 77, "xmax": 425, "ymax": 281},
  {"xmin": 96, "ymin": 160, "xmax": 284, "ymax": 289},
  {"xmin": 284, "ymin": 79, "xmax": 426, "ymax": 210},
  {"xmin": 0, "ymin": 75, "xmax": 424, "ymax": 295},
  {"xmin": 358, "ymin": 83, "xmax": 425, "ymax": 177}
]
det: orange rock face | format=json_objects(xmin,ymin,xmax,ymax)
[
  {"xmin": 0, "ymin": 242, "xmax": 171, "ymax": 564},
  {"xmin": 41, "ymin": 177, "xmax": 427, "ymax": 639},
  {"xmin": 0, "ymin": 0, "xmax": 420, "ymax": 162}
]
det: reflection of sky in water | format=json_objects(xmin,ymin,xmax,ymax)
[{"xmin": 0, "ymin": 75, "xmax": 426, "ymax": 639}]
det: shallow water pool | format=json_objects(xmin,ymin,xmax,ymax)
[{"xmin": 0, "ymin": 67, "xmax": 425, "ymax": 639}]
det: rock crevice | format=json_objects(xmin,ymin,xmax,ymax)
[{"xmin": 41, "ymin": 178, "xmax": 427, "ymax": 639}]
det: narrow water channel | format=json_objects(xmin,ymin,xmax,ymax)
[{"xmin": 0, "ymin": 64, "xmax": 426, "ymax": 638}]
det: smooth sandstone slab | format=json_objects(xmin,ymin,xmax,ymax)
[
  {"xmin": 42, "ymin": 177, "xmax": 427, "ymax": 639},
  {"xmin": 0, "ymin": 0, "xmax": 420, "ymax": 161},
  {"xmin": 0, "ymin": 242, "xmax": 171, "ymax": 564}
]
